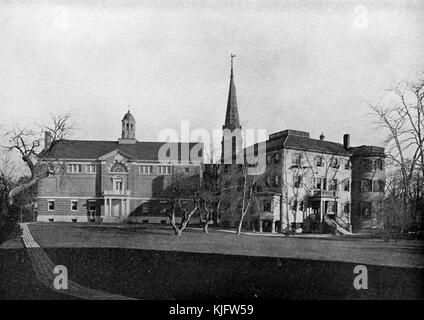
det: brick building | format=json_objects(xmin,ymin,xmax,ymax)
[{"xmin": 37, "ymin": 111, "xmax": 203, "ymax": 223}]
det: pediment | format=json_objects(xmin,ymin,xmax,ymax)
[{"xmin": 98, "ymin": 149, "xmax": 134, "ymax": 162}]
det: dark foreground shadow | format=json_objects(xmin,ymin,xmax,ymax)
[{"xmin": 37, "ymin": 248, "xmax": 424, "ymax": 300}]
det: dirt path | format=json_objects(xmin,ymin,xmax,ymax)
[{"xmin": 20, "ymin": 223, "xmax": 135, "ymax": 300}]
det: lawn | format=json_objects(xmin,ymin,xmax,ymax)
[
  {"xmin": 1, "ymin": 223, "xmax": 423, "ymax": 299},
  {"xmin": 29, "ymin": 223, "xmax": 424, "ymax": 268}
]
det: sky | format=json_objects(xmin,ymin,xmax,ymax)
[{"xmin": 1, "ymin": 0, "xmax": 424, "ymax": 154}]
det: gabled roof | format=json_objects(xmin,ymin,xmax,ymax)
[{"xmin": 41, "ymin": 139, "xmax": 203, "ymax": 162}]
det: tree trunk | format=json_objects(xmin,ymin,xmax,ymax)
[
  {"xmin": 8, "ymin": 171, "xmax": 49, "ymax": 205},
  {"xmin": 202, "ymin": 223, "xmax": 209, "ymax": 234}
]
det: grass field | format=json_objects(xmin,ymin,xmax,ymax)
[
  {"xmin": 29, "ymin": 223, "xmax": 424, "ymax": 268},
  {"xmin": 1, "ymin": 223, "xmax": 423, "ymax": 299}
]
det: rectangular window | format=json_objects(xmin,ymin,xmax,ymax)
[
  {"xmin": 291, "ymin": 199, "xmax": 298, "ymax": 211},
  {"xmin": 375, "ymin": 159, "xmax": 384, "ymax": 171},
  {"xmin": 372, "ymin": 180, "xmax": 385, "ymax": 192},
  {"xmin": 361, "ymin": 159, "xmax": 372, "ymax": 171},
  {"xmin": 330, "ymin": 157, "xmax": 339, "ymax": 168},
  {"xmin": 158, "ymin": 165, "xmax": 171, "ymax": 175},
  {"xmin": 361, "ymin": 202, "xmax": 372, "ymax": 219},
  {"xmin": 314, "ymin": 177, "xmax": 322, "ymax": 190},
  {"xmin": 344, "ymin": 160, "xmax": 350, "ymax": 170},
  {"xmin": 293, "ymin": 175, "xmax": 302, "ymax": 188},
  {"xmin": 67, "ymin": 164, "xmax": 82, "ymax": 173},
  {"xmin": 344, "ymin": 180, "xmax": 350, "ymax": 192},
  {"xmin": 142, "ymin": 203, "xmax": 149, "ymax": 214},
  {"xmin": 344, "ymin": 202, "xmax": 350, "ymax": 213},
  {"xmin": 266, "ymin": 155, "xmax": 271, "ymax": 164},
  {"xmin": 265, "ymin": 176, "xmax": 271, "ymax": 186},
  {"xmin": 88, "ymin": 202, "xmax": 96, "ymax": 212},
  {"xmin": 48, "ymin": 200, "xmax": 55, "ymax": 211},
  {"xmin": 328, "ymin": 178, "xmax": 338, "ymax": 191},
  {"xmin": 140, "ymin": 165, "xmax": 153, "ymax": 174},
  {"xmin": 361, "ymin": 179, "xmax": 372, "ymax": 192},
  {"xmin": 292, "ymin": 154, "xmax": 301, "ymax": 165},
  {"xmin": 326, "ymin": 201, "xmax": 337, "ymax": 214},
  {"xmin": 86, "ymin": 164, "xmax": 96, "ymax": 173},
  {"xmin": 263, "ymin": 201, "xmax": 271, "ymax": 212},
  {"xmin": 315, "ymin": 156, "xmax": 323, "ymax": 167},
  {"xmin": 114, "ymin": 180, "xmax": 123, "ymax": 191},
  {"xmin": 71, "ymin": 200, "xmax": 78, "ymax": 211}
]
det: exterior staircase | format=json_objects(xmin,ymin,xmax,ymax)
[{"xmin": 323, "ymin": 215, "xmax": 352, "ymax": 236}]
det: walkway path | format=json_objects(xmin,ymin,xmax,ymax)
[{"xmin": 20, "ymin": 223, "xmax": 134, "ymax": 300}]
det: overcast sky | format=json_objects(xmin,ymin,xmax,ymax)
[{"xmin": 1, "ymin": 0, "xmax": 424, "ymax": 151}]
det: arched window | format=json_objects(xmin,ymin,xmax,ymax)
[
  {"xmin": 110, "ymin": 163, "xmax": 128, "ymax": 173},
  {"xmin": 126, "ymin": 123, "xmax": 129, "ymax": 130}
]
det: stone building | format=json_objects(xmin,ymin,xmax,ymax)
[{"xmin": 36, "ymin": 111, "xmax": 203, "ymax": 223}]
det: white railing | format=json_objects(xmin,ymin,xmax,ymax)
[{"xmin": 103, "ymin": 190, "xmax": 131, "ymax": 196}]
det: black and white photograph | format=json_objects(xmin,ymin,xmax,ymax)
[{"xmin": 0, "ymin": 0, "xmax": 423, "ymax": 308}]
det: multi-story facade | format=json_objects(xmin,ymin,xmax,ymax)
[
  {"xmin": 350, "ymin": 145, "xmax": 386, "ymax": 231},
  {"xmin": 219, "ymin": 61, "xmax": 385, "ymax": 234},
  {"xmin": 36, "ymin": 59, "xmax": 385, "ymax": 233},
  {"xmin": 37, "ymin": 111, "xmax": 203, "ymax": 223}
]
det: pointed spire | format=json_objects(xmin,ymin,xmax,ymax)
[{"xmin": 224, "ymin": 53, "xmax": 241, "ymax": 131}]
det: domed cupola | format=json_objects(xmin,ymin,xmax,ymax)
[{"xmin": 119, "ymin": 110, "xmax": 136, "ymax": 144}]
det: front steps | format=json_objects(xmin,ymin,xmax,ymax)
[{"xmin": 102, "ymin": 216, "xmax": 125, "ymax": 223}]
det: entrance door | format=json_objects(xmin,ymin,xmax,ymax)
[
  {"xmin": 112, "ymin": 200, "xmax": 121, "ymax": 217},
  {"xmin": 88, "ymin": 201, "xmax": 96, "ymax": 221}
]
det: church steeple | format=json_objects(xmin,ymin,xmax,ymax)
[
  {"xmin": 223, "ymin": 54, "xmax": 241, "ymax": 131},
  {"xmin": 221, "ymin": 54, "xmax": 243, "ymax": 164}
]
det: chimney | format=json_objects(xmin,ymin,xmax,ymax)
[
  {"xmin": 343, "ymin": 134, "xmax": 350, "ymax": 149},
  {"xmin": 319, "ymin": 132, "xmax": 325, "ymax": 141},
  {"xmin": 44, "ymin": 131, "xmax": 52, "ymax": 151}
]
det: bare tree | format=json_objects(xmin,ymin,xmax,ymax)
[
  {"xmin": 199, "ymin": 146, "xmax": 225, "ymax": 232},
  {"xmin": 236, "ymin": 164, "xmax": 262, "ymax": 235},
  {"xmin": 161, "ymin": 173, "xmax": 201, "ymax": 236},
  {"xmin": 370, "ymin": 78, "xmax": 424, "ymax": 232},
  {"xmin": 2, "ymin": 113, "xmax": 73, "ymax": 206}
]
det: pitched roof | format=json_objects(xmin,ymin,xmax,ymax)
[
  {"xmin": 41, "ymin": 140, "xmax": 203, "ymax": 162},
  {"xmin": 245, "ymin": 131, "xmax": 352, "ymax": 156}
]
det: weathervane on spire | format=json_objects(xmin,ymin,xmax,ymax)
[{"xmin": 230, "ymin": 53, "xmax": 236, "ymax": 76}]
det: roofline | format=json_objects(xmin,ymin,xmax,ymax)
[
  {"xmin": 244, "ymin": 143, "xmax": 352, "ymax": 157},
  {"xmin": 281, "ymin": 145, "xmax": 352, "ymax": 157},
  {"xmin": 40, "ymin": 157, "xmax": 203, "ymax": 164}
]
